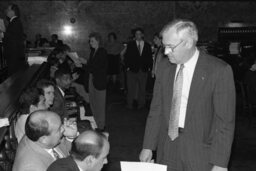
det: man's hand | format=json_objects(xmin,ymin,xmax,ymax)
[
  {"xmin": 211, "ymin": 166, "xmax": 228, "ymax": 171},
  {"xmin": 63, "ymin": 118, "xmax": 78, "ymax": 139},
  {"xmin": 139, "ymin": 149, "xmax": 153, "ymax": 162}
]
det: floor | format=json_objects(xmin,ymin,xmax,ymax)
[{"xmin": 101, "ymin": 88, "xmax": 256, "ymax": 171}]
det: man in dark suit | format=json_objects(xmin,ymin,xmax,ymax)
[
  {"xmin": 3, "ymin": 3, "xmax": 27, "ymax": 76},
  {"xmin": 47, "ymin": 130, "xmax": 110, "ymax": 171},
  {"xmin": 124, "ymin": 27, "xmax": 152, "ymax": 109},
  {"xmin": 50, "ymin": 68, "xmax": 72, "ymax": 119},
  {"xmin": 139, "ymin": 19, "xmax": 236, "ymax": 171},
  {"xmin": 13, "ymin": 110, "xmax": 78, "ymax": 171}
]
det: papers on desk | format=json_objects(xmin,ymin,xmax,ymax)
[
  {"xmin": 0, "ymin": 18, "xmax": 5, "ymax": 32},
  {"xmin": 27, "ymin": 56, "xmax": 47, "ymax": 66},
  {"xmin": 120, "ymin": 162, "xmax": 167, "ymax": 171},
  {"xmin": 0, "ymin": 118, "xmax": 9, "ymax": 128},
  {"xmin": 0, "ymin": 18, "xmax": 5, "ymax": 41}
]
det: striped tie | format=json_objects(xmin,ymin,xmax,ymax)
[
  {"xmin": 168, "ymin": 64, "xmax": 184, "ymax": 141},
  {"xmin": 52, "ymin": 148, "xmax": 60, "ymax": 160}
]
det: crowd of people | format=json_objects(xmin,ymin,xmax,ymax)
[{"xmin": 0, "ymin": 3, "xmax": 239, "ymax": 171}]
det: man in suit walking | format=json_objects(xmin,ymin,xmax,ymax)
[
  {"xmin": 3, "ymin": 3, "xmax": 27, "ymax": 76},
  {"xmin": 124, "ymin": 27, "xmax": 152, "ymax": 109},
  {"xmin": 13, "ymin": 110, "xmax": 78, "ymax": 171},
  {"xmin": 47, "ymin": 130, "xmax": 110, "ymax": 171},
  {"xmin": 139, "ymin": 19, "xmax": 236, "ymax": 171}
]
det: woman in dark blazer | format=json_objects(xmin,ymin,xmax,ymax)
[{"xmin": 87, "ymin": 32, "xmax": 108, "ymax": 130}]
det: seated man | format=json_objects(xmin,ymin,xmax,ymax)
[
  {"xmin": 15, "ymin": 87, "xmax": 47, "ymax": 143},
  {"xmin": 47, "ymin": 130, "xmax": 109, "ymax": 171},
  {"xmin": 50, "ymin": 34, "xmax": 63, "ymax": 48},
  {"xmin": 12, "ymin": 110, "xmax": 78, "ymax": 171},
  {"xmin": 50, "ymin": 68, "xmax": 72, "ymax": 119},
  {"xmin": 36, "ymin": 79, "xmax": 55, "ymax": 108}
]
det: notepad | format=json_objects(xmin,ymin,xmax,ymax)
[{"xmin": 120, "ymin": 161, "xmax": 167, "ymax": 171}]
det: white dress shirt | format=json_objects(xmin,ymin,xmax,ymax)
[
  {"xmin": 174, "ymin": 49, "xmax": 199, "ymax": 128},
  {"xmin": 10, "ymin": 16, "xmax": 17, "ymax": 22},
  {"xmin": 136, "ymin": 40, "xmax": 144, "ymax": 55},
  {"xmin": 58, "ymin": 86, "xmax": 65, "ymax": 97},
  {"xmin": 45, "ymin": 148, "xmax": 64, "ymax": 160}
]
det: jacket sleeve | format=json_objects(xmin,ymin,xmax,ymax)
[
  {"xmin": 210, "ymin": 64, "xmax": 236, "ymax": 167},
  {"xmin": 142, "ymin": 60, "xmax": 163, "ymax": 150}
]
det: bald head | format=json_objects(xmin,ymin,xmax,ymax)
[
  {"xmin": 70, "ymin": 130, "xmax": 109, "ymax": 161},
  {"xmin": 25, "ymin": 110, "xmax": 60, "ymax": 142}
]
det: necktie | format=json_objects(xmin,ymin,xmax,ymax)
[
  {"xmin": 52, "ymin": 148, "xmax": 60, "ymax": 160},
  {"xmin": 168, "ymin": 64, "xmax": 184, "ymax": 141},
  {"xmin": 137, "ymin": 42, "xmax": 141, "ymax": 55}
]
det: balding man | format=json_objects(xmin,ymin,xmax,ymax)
[
  {"xmin": 47, "ymin": 130, "xmax": 110, "ymax": 171},
  {"xmin": 139, "ymin": 19, "xmax": 235, "ymax": 171},
  {"xmin": 13, "ymin": 110, "xmax": 78, "ymax": 171}
]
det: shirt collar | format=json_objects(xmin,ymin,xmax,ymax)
[
  {"xmin": 57, "ymin": 86, "xmax": 65, "ymax": 97},
  {"xmin": 183, "ymin": 48, "xmax": 199, "ymax": 68},
  {"xmin": 77, "ymin": 165, "xmax": 84, "ymax": 171},
  {"xmin": 10, "ymin": 16, "xmax": 17, "ymax": 22}
]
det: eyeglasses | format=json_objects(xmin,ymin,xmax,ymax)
[{"xmin": 164, "ymin": 40, "xmax": 184, "ymax": 53}]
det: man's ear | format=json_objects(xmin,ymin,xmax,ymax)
[
  {"xmin": 38, "ymin": 135, "xmax": 48, "ymax": 145},
  {"xmin": 184, "ymin": 38, "xmax": 194, "ymax": 49},
  {"xmin": 84, "ymin": 155, "xmax": 96, "ymax": 167},
  {"xmin": 29, "ymin": 105, "xmax": 37, "ymax": 113}
]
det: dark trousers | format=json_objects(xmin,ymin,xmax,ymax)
[
  {"xmin": 89, "ymin": 74, "xmax": 106, "ymax": 129},
  {"xmin": 126, "ymin": 70, "xmax": 148, "ymax": 107},
  {"xmin": 157, "ymin": 135, "xmax": 213, "ymax": 171}
]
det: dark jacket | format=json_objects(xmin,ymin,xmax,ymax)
[
  {"xmin": 124, "ymin": 40, "xmax": 153, "ymax": 73},
  {"xmin": 87, "ymin": 47, "xmax": 108, "ymax": 90},
  {"xmin": 3, "ymin": 17, "xmax": 27, "ymax": 75},
  {"xmin": 47, "ymin": 156, "xmax": 79, "ymax": 171}
]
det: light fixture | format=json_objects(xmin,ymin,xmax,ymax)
[{"xmin": 62, "ymin": 25, "xmax": 73, "ymax": 36}]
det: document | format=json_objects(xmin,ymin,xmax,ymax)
[
  {"xmin": 67, "ymin": 52, "xmax": 87, "ymax": 67},
  {"xmin": 120, "ymin": 161, "xmax": 167, "ymax": 171}
]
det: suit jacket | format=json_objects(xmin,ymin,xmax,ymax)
[
  {"xmin": 124, "ymin": 40, "xmax": 152, "ymax": 73},
  {"xmin": 47, "ymin": 156, "xmax": 80, "ymax": 171},
  {"xmin": 143, "ymin": 51, "xmax": 236, "ymax": 169},
  {"xmin": 87, "ymin": 47, "xmax": 108, "ymax": 90},
  {"xmin": 12, "ymin": 136, "xmax": 71, "ymax": 171},
  {"xmin": 50, "ymin": 86, "xmax": 67, "ymax": 119},
  {"xmin": 3, "ymin": 17, "xmax": 27, "ymax": 75}
]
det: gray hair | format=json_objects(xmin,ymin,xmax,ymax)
[{"xmin": 161, "ymin": 19, "xmax": 198, "ymax": 44}]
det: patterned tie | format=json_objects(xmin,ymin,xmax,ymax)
[
  {"xmin": 168, "ymin": 64, "xmax": 184, "ymax": 141},
  {"xmin": 52, "ymin": 148, "xmax": 60, "ymax": 160}
]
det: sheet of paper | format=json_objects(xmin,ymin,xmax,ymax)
[
  {"xmin": 67, "ymin": 52, "xmax": 83, "ymax": 67},
  {"xmin": 120, "ymin": 161, "xmax": 167, "ymax": 171}
]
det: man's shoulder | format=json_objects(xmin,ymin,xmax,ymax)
[
  {"xmin": 47, "ymin": 157, "xmax": 78, "ymax": 171},
  {"xmin": 13, "ymin": 138, "xmax": 47, "ymax": 171},
  {"xmin": 200, "ymin": 51, "xmax": 230, "ymax": 69}
]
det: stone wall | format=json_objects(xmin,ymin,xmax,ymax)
[{"xmin": 1, "ymin": 1, "xmax": 256, "ymax": 58}]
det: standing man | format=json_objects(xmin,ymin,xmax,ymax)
[
  {"xmin": 124, "ymin": 27, "xmax": 152, "ymax": 109},
  {"xmin": 3, "ymin": 3, "xmax": 27, "ymax": 76},
  {"xmin": 139, "ymin": 19, "xmax": 236, "ymax": 171}
]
